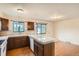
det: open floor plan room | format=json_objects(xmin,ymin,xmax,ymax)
[{"xmin": 0, "ymin": 3, "xmax": 79, "ymax": 56}]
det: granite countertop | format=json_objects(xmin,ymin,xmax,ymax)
[
  {"xmin": 0, "ymin": 36, "xmax": 8, "ymax": 40},
  {"xmin": 7, "ymin": 35, "xmax": 27, "ymax": 37},
  {"xmin": 0, "ymin": 34, "xmax": 27, "ymax": 38},
  {"xmin": 0, "ymin": 34, "xmax": 57, "ymax": 45},
  {"xmin": 29, "ymin": 35, "xmax": 57, "ymax": 45}
]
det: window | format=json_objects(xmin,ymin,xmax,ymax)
[
  {"xmin": 36, "ymin": 23, "xmax": 46, "ymax": 34},
  {"xmin": 13, "ymin": 21, "xmax": 25, "ymax": 32}
]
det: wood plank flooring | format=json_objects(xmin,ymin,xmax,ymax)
[
  {"xmin": 7, "ymin": 47, "xmax": 34, "ymax": 56},
  {"xmin": 55, "ymin": 41, "xmax": 79, "ymax": 56},
  {"xmin": 7, "ymin": 41, "xmax": 79, "ymax": 56}
]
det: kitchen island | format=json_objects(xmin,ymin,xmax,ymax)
[{"xmin": 29, "ymin": 35, "xmax": 56, "ymax": 56}]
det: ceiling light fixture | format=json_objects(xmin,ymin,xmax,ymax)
[
  {"xmin": 17, "ymin": 9, "xmax": 24, "ymax": 13},
  {"xmin": 50, "ymin": 14, "xmax": 64, "ymax": 19}
]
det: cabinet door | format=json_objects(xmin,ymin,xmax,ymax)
[
  {"xmin": 14, "ymin": 37, "xmax": 21, "ymax": 49},
  {"xmin": 7, "ymin": 38, "xmax": 15, "ymax": 50},
  {"xmin": 7, "ymin": 36, "xmax": 30, "ymax": 50},
  {"xmin": 34, "ymin": 40, "xmax": 43, "ymax": 56},
  {"xmin": 27, "ymin": 22, "xmax": 34, "ymax": 30},
  {"xmin": 7, "ymin": 37, "xmax": 22, "ymax": 50},
  {"xmin": 44, "ymin": 43, "xmax": 54, "ymax": 56},
  {"xmin": 20, "ymin": 37, "xmax": 27, "ymax": 47},
  {"xmin": 34, "ymin": 43, "xmax": 38, "ymax": 56},
  {"xmin": 38, "ymin": 46, "xmax": 43, "ymax": 56},
  {"xmin": 37, "ymin": 43, "xmax": 43, "ymax": 56},
  {"xmin": 17, "ymin": 36, "xmax": 30, "ymax": 48},
  {"xmin": 1, "ymin": 18, "xmax": 8, "ymax": 31}
]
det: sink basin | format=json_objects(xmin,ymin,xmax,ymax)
[{"xmin": 0, "ymin": 36, "xmax": 8, "ymax": 40}]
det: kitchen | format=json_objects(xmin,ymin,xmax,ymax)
[
  {"xmin": 0, "ymin": 13, "xmax": 55, "ymax": 56},
  {"xmin": 0, "ymin": 3, "xmax": 79, "ymax": 56}
]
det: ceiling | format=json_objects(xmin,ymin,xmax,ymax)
[{"xmin": 0, "ymin": 3, "xmax": 79, "ymax": 21}]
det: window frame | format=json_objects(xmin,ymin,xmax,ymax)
[
  {"xmin": 36, "ymin": 23, "xmax": 47, "ymax": 34},
  {"xmin": 13, "ymin": 21, "xmax": 25, "ymax": 32}
]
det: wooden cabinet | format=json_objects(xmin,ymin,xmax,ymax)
[
  {"xmin": 27, "ymin": 22, "xmax": 34, "ymax": 30},
  {"xmin": 0, "ymin": 17, "xmax": 9, "ymax": 31},
  {"xmin": 7, "ymin": 36, "xmax": 30, "ymax": 50},
  {"xmin": 34, "ymin": 40, "xmax": 43, "ymax": 56},
  {"xmin": 7, "ymin": 37, "xmax": 15, "ymax": 50},
  {"xmin": 34, "ymin": 40, "xmax": 55, "ymax": 56}
]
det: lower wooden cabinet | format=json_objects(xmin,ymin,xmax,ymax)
[
  {"xmin": 7, "ymin": 37, "xmax": 15, "ymax": 50},
  {"xmin": 34, "ymin": 40, "xmax": 55, "ymax": 56},
  {"xmin": 34, "ymin": 41, "xmax": 43, "ymax": 56},
  {"xmin": 7, "ymin": 36, "xmax": 30, "ymax": 50}
]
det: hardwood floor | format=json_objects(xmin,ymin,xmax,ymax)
[
  {"xmin": 7, "ymin": 47, "xmax": 34, "ymax": 56},
  {"xmin": 55, "ymin": 41, "xmax": 79, "ymax": 56},
  {"xmin": 7, "ymin": 41, "xmax": 79, "ymax": 56}
]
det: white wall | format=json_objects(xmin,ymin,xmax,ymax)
[{"xmin": 54, "ymin": 19, "xmax": 79, "ymax": 45}]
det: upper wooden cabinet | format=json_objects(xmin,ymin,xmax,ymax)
[
  {"xmin": 27, "ymin": 22, "xmax": 34, "ymax": 30},
  {"xmin": 0, "ymin": 17, "xmax": 9, "ymax": 31}
]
